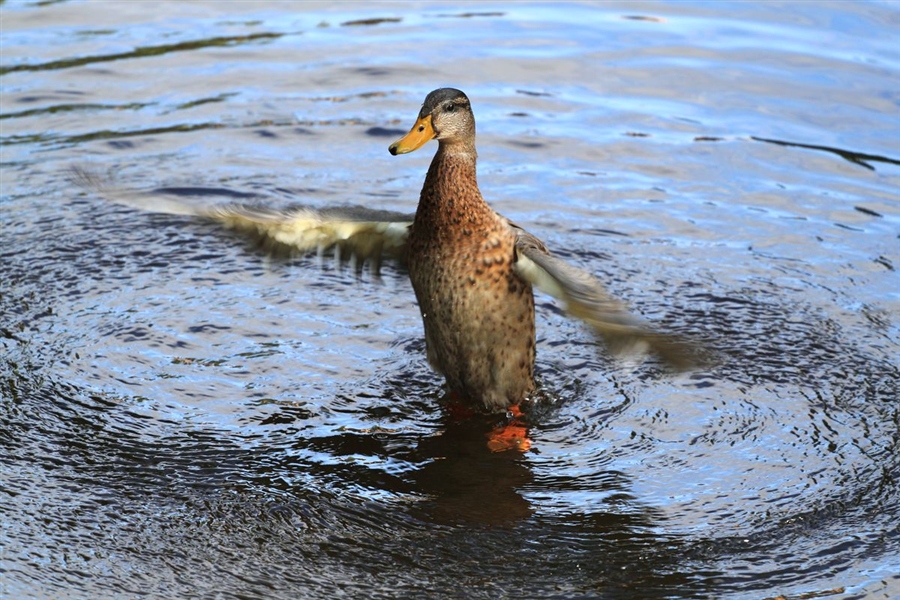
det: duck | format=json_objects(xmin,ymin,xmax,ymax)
[{"xmin": 72, "ymin": 87, "xmax": 697, "ymax": 414}]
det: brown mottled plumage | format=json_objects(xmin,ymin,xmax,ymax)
[
  {"xmin": 72, "ymin": 87, "xmax": 700, "ymax": 414},
  {"xmin": 404, "ymin": 105, "xmax": 537, "ymax": 407}
]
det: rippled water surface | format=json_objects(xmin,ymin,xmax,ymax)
[{"xmin": 2, "ymin": 2, "xmax": 899, "ymax": 599}]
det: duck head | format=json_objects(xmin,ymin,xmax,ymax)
[{"xmin": 389, "ymin": 88, "xmax": 475, "ymax": 155}]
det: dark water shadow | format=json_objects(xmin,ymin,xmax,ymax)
[
  {"xmin": 0, "ymin": 32, "xmax": 284, "ymax": 75},
  {"xmin": 751, "ymin": 136, "xmax": 900, "ymax": 171}
]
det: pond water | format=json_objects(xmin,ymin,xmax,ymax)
[{"xmin": 2, "ymin": 1, "xmax": 899, "ymax": 599}]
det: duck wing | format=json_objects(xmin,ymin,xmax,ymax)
[
  {"xmin": 71, "ymin": 166, "xmax": 412, "ymax": 272},
  {"xmin": 202, "ymin": 203, "xmax": 412, "ymax": 271},
  {"xmin": 512, "ymin": 226, "xmax": 699, "ymax": 370}
]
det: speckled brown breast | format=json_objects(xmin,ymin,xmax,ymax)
[{"xmin": 407, "ymin": 149, "xmax": 536, "ymax": 412}]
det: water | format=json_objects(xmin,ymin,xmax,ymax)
[{"xmin": 2, "ymin": 1, "xmax": 899, "ymax": 599}]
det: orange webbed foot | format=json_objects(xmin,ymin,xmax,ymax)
[{"xmin": 486, "ymin": 404, "xmax": 532, "ymax": 453}]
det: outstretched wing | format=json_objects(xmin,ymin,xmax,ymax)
[
  {"xmin": 512, "ymin": 227, "xmax": 699, "ymax": 370},
  {"xmin": 202, "ymin": 203, "xmax": 412, "ymax": 271},
  {"xmin": 71, "ymin": 166, "xmax": 413, "ymax": 272}
]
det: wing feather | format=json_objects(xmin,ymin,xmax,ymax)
[
  {"xmin": 71, "ymin": 166, "xmax": 412, "ymax": 270},
  {"xmin": 513, "ymin": 228, "xmax": 698, "ymax": 370},
  {"xmin": 202, "ymin": 203, "xmax": 412, "ymax": 267}
]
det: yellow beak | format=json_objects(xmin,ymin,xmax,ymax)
[{"xmin": 388, "ymin": 114, "xmax": 434, "ymax": 155}]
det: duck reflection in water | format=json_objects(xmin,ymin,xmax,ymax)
[{"xmin": 411, "ymin": 402, "xmax": 535, "ymax": 524}]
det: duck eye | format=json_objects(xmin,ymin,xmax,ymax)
[{"xmin": 444, "ymin": 103, "xmax": 456, "ymax": 112}]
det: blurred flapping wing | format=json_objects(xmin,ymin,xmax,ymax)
[
  {"xmin": 513, "ymin": 227, "xmax": 699, "ymax": 370},
  {"xmin": 71, "ymin": 166, "xmax": 412, "ymax": 272}
]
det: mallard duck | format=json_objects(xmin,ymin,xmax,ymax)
[{"xmin": 73, "ymin": 87, "xmax": 696, "ymax": 414}]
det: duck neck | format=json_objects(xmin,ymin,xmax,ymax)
[{"xmin": 415, "ymin": 141, "xmax": 492, "ymax": 234}]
